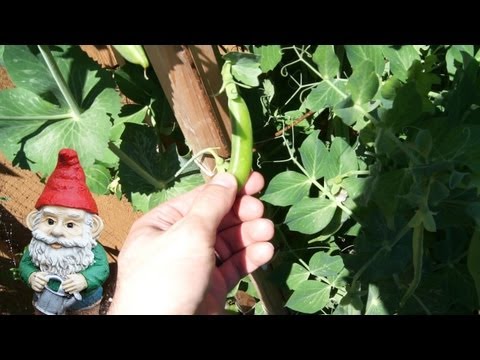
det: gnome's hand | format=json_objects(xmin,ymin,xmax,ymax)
[
  {"xmin": 28, "ymin": 272, "xmax": 49, "ymax": 292},
  {"xmin": 63, "ymin": 274, "xmax": 88, "ymax": 293}
]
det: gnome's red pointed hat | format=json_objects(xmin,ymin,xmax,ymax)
[{"xmin": 35, "ymin": 148, "xmax": 98, "ymax": 214}]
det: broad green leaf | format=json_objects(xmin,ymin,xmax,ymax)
[
  {"xmin": 332, "ymin": 301, "xmax": 362, "ymax": 315},
  {"xmin": 85, "ymin": 164, "xmax": 111, "ymax": 195},
  {"xmin": 308, "ymin": 208, "xmax": 346, "ymax": 242},
  {"xmin": 0, "ymin": 87, "xmax": 66, "ymax": 119},
  {"xmin": 23, "ymin": 88, "xmax": 121, "ymax": 176},
  {"xmin": 446, "ymin": 45, "xmax": 474, "ymax": 76},
  {"xmin": 130, "ymin": 192, "xmax": 151, "ymax": 212},
  {"xmin": 345, "ymin": 216, "xmax": 412, "ymax": 281},
  {"xmin": 384, "ymin": 82, "xmax": 423, "ymax": 133},
  {"xmin": 50, "ymin": 45, "xmax": 112, "ymax": 110},
  {"xmin": 118, "ymin": 123, "xmax": 179, "ymax": 198},
  {"xmin": 382, "ymin": 45, "xmax": 420, "ymax": 82},
  {"xmin": 365, "ymin": 283, "xmax": 389, "ymax": 315},
  {"xmin": 299, "ymin": 130, "xmax": 329, "ymax": 179},
  {"xmin": 312, "ymin": 45, "xmax": 339, "ymax": 79},
  {"xmin": 285, "ymin": 280, "xmax": 330, "ymax": 313},
  {"xmin": 324, "ymin": 137, "xmax": 358, "ymax": 181},
  {"xmin": 147, "ymin": 173, "xmax": 204, "ymax": 209},
  {"xmin": 261, "ymin": 171, "xmax": 311, "ymax": 206},
  {"xmin": 333, "ymin": 97, "xmax": 370, "ymax": 130},
  {"xmin": 253, "ymin": 45, "xmax": 282, "ymax": 73},
  {"xmin": 285, "ymin": 197, "xmax": 337, "ymax": 234},
  {"xmin": 286, "ymin": 263, "xmax": 310, "ymax": 290},
  {"xmin": 305, "ymin": 79, "xmax": 347, "ymax": 112},
  {"xmin": 114, "ymin": 63, "xmax": 165, "ymax": 105},
  {"xmin": 344, "ymin": 45, "xmax": 384, "ymax": 75},
  {"xmin": 309, "ymin": 252, "xmax": 344, "ymax": 278},
  {"xmin": 447, "ymin": 53, "xmax": 480, "ymax": 124},
  {"xmin": 3, "ymin": 45, "xmax": 59, "ymax": 99},
  {"xmin": 347, "ymin": 60, "xmax": 379, "ymax": 104},
  {"xmin": 110, "ymin": 104, "xmax": 148, "ymax": 141},
  {"xmin": 223, "ymin": 52, "xmax": 262, "ymax": 87}
]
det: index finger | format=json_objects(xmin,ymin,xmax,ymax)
[{"xmin": 140, "ymin": 171, "xmax": 265, "ymax": 225}]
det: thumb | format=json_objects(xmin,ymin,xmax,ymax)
[{"xmin": 187, "ymin": 172, "xmax": 237, "ymax": 232}]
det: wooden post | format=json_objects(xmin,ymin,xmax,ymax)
[
  {"xmin": 144, "ymin": 45, "xmax": 231, "ymax": 177},
  {"xmin": 145, "ymin": 45, "xmax": 287, "ymax": 314}
]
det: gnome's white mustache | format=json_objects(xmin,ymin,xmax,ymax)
[{"xmin": 31, "ymin": 229, "xmax": 91, "ymax": 248}]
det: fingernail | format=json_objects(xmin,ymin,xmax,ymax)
[{"xmin": 210, "ymin": 172, "xmax": 237, "ymax": 188}]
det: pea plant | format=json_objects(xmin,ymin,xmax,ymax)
[
  {"xmin": 247, "ymin": 45, "xmax": 480, "ymax": 314},
  {"xmin": 1, "ymin": 45, "xmax": 480, "ymax": 314}
]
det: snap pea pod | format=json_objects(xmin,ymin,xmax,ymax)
[
  {"xmin": 113, "ymin": 45, "xmax": 149, "ymax": 69},
  {"xmin": 221, "ymin": 61, "xmax": 253, "ymax": 191}
]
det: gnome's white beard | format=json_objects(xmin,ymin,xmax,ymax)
[{"xmin": 29, "ymin": 220, "xmax": 97, "ymax": 278}]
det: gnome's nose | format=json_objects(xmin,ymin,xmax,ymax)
[{"xmin": 51, "ymin": 223, "xmax": 65, "ymax": 238}]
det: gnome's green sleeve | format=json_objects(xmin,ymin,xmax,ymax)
[{"xmin": 80, "ymin": 243, "xmax": 110, "ymax": 294}]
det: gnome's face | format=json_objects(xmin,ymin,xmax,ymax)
[{"xmin": 26, "ymin": 205, "xmax": 104, "ymax": 277}]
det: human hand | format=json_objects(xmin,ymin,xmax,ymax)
[
  {"xmin": 63, "ymin": 274, "xmax": 87, "ymax": 293},
  {"xmin": 28, "ymin": 271, "xmax": 49, "ymax": 292},
  {"xmin": 109, "ymin": 172, "xmax": 274, "ymax": 315}
]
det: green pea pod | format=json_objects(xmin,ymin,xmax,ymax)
[
  {"xmin": 227, "ymin": 94, "xmax": 253, "ymax": 190},
  {"xmin": 113, "ymin": 45, "xmax": 149, "ymax": 69}
]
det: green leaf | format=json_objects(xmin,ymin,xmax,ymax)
[
  {"xmin": 309, "ymin": 252, "xmax": 344, "ymax": 278},
  {"xmin": 110, "ymin": 104, "xmax": 148, "ymax": 142},
  {"xmin": 24, "ymin": 88, "xmax": 120, "ymax": 176},
  {"xmin": 384, "ymin": 82, "xmax": 423, "ymax": 133},
  {"xmin": 147, "ymin": 173, "xmax": 204, "ymax": 209},
  {"xmin": 3, "ymin": 45, "xmax": 59, "ymax": 99},
  {"xmin": 333, "ymin": 97, "xmax": 370, "ymax": 130},
  {"xmin": 53, "ymin": 45, "xmax": 112, "ymax": 109},
  {"xmin": 446, "ymin": 45, "xmax": 474, "ymax": 76},
  {"xmin": 223, "ymin": 52, "xmax": 262, "ymax": 87},
  {"xmin": 114, "ymin": 63, "xmax": 165, "ymax": 105},
  {"xmin": 118, "ymin": 123, "xmax": 177, "ymax": 197},
  {"xmin": 261, "ymin": 171, "xmax": 311, "ymax": 206},
  {"xmin": 285, "ymin": 197, "xmax": 337, "ymax": 234},
  {"xmin": 347, "ymin": 60, "xmax": 379, "ymax": 104},
  {"xmin": 285, "ymin": 280, "xmax": 330, "ymax": 313},
  {"xmin": 0, "ymin": 87, "xmax": 119, "ymax": 175},
  {"xmin": 299, "ymin": 130, "xmax": 329, "ymax": 179},
  {"xmin": 253, "ymin": 45, "xmax": 282, "ymax": 73},
  {"xmin": 365, "ymin": 283, "xmax": 389, "ymax": 315},
  {"xmin": 286, "ymin": 263, "xmax": 310, "ymax": 290},
  {"xmin": 382, "ymin": 45, "xmax": 421, "ymax": 82},
  {"xmin": 324, "ymin": 137, "xmax": 358, "ymax": 181},
  {"xmin": 344, "ymin": 45, "xmax": 385, "ymax": 75},
  {"xmin": 85, "ymin": 164, "xmax": 111, "ymax": 195},
  {"xmin": 305, "ymin": 79, "xmax": 347, "ymax": 112},
  {"xmin": 312, "ymin": 45, "xmax": 339, "ymax": 79}
]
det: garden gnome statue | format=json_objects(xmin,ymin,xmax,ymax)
[{"xmin": 18, "ymin": 148, "xmax": 110, "ymax": 315}]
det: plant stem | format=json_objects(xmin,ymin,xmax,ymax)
[
  {"xmin": 0, "ymin": 113, "xmax": 71, "ymax": 121},
  {"xmin": 108, "ymin": 142, "xmax": 167, "ymax": 190},
  {"xmin": 37, "ymin": 45, "xmax": 82, "ymax": 119},
  {"xmin": 350, "ymin": 219, "xmax": 413, "ymax": 290}
]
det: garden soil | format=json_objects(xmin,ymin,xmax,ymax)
[{"xmin": 0, "ymin": 66, "xmax": 142, "ymax": 314}]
